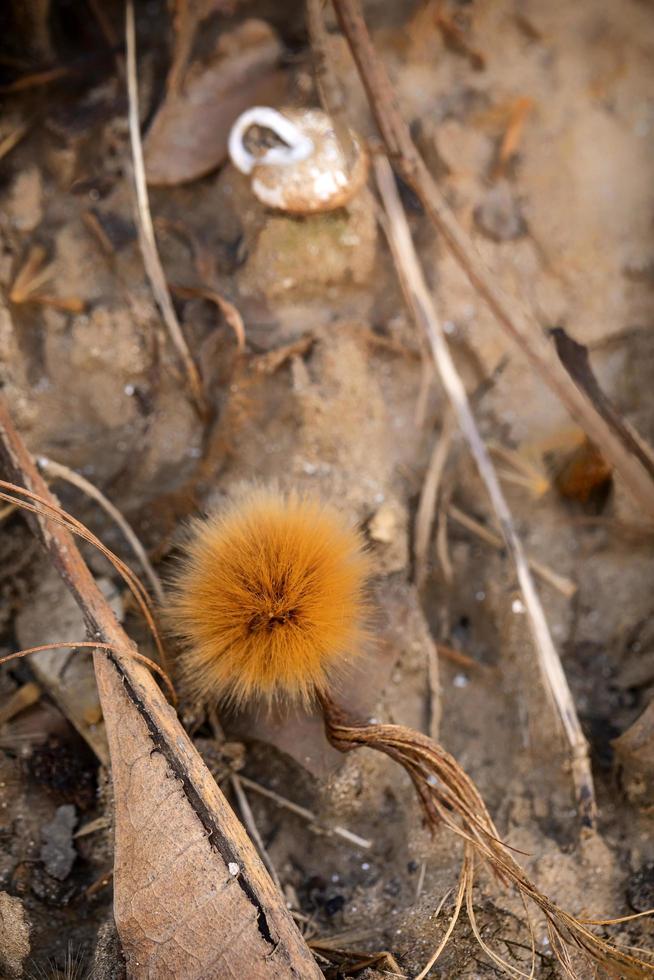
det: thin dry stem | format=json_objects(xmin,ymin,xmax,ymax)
[
  {"xmin": 331, "ymin": 0, "xmax": 654, "ymax": 522},
  {"xmin": 414, "ymin": 881, "xmax": 464, "ymax": 980},
  {"xmin": 171, "ymin": 284, "xmax": 246, "ymax": 351},
  {"xmin": 374, "ymin": 152, "xmax": 595, "ymax": 826},
  {"xmin": 0, "ymin": 681, "xmax": 41, "ymax": 726},
  {"xmin": 230, "ymin": 773, "xmax": 283, "ymax": 893},
  {"xmin": 448, "ymin": 504, "xmax": 577, "ymax": 598},
  {"xmin": 0, "ymin": 123, "xmax": 28, "ymax": 162},
  {"xmin": 125, "ymin": 0, "xmax": 208, "ymax": 418},
  {"xmin": 37, "ymin": 455, "xmax": 164, "ymax": 604},
  {"xmin": 236, "ymin": 774, "xmax": 372, "ymax": 850},
  {"xmin": 414, "ymin": 408, "xmax": 455, "ymax": 591}
]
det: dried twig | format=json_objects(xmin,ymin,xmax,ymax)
[
  {"xmin": 414, "ymin": 408, "xmax": 455, "ymax": 590},
  {"xmin": 125, "ymin": 0, "xmax": 208, "ymax": 419},
  {"xmin": 434, "ymin": 475, "xmax": 454, "ymax": 582},
  {"xmin": 436, "ymin": 643, "xmax": 490, "ymax": 675},
  {"xmin": 0, "ymin": 123, "xmax": 28, "ymax": 162},
  {"xmin": 448, "ymin": 504, "xmax": 577, "ymax": 599},
  {"xmin": 37, "ymin": 456, "xmax": 164, "ymax": 604},
  {"xmin": 373, "ymin": 152, "xmax": 596, "ymax": 826},
  {"xmin": 0, "ymin": 681, "xmax": 40, "ymax": 727},
  {"xmin": 0, "ymin": 503, "xmax": 17, "ymax": 523},
  {"xmin": 9, "ymin": 244, "xmax": 84, "ymax": 313},
  {"xmin": 426, "ymin": 629, "xmax": 441, "ymax": 742},
  {"xmin": 236, "ymin": 774, "xmax": 372, "ymax": 850},
  {"xmin": 230, "ymin": 773, "xmax": 283, "ymax": 893},
  {"xmin": 330, "ymin": 0, "xmax": 654, "ymax": 522}
]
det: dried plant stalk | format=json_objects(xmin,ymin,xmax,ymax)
[
  {"xmin": 125, "ymin": 0, "xmax": 208, "ymax": 418},
  {"xmin": 330, "ymin": 0, "xmax": 654, "ymax": 522},
  {"xmin": 319, "ymin": 694, "xmax": 653, "ymax": 979},
  {"xmin": 374, "ymin": 152, "xmax": 596, "ymax": 826}
]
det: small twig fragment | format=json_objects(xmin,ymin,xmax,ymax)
[
  {"xmin": 414, "ymin": 409, "xmax": 455, "ymax": 590},
  {"xmin": 448, "ymin": 504, "xmax": 577, "ymax": 598},
  {"xmin": 0, "ymin": 681, "xmax": 41, "ymax": 727},
  {"xmin": 236, "ymin": 774, "xmax": 372, "ymax": 850},
  {"xmin": 171, "ymin": 284, "xmax": 246, "ymax": 352},
  {"xmin": 230, "ymin": 773, "xmax": 283, "ymax": 893}
]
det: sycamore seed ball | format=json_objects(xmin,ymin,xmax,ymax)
[{"xmin": 167, "ymin": 489, "xmax": 370, "ymax": 707}]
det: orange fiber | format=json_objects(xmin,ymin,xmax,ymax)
[{"xmin": 167, "ymin": 488, "xmax": 370, "ymax": 707}]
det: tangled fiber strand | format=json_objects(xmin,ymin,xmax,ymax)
[{"xmin": 320, "ymin": 694, "xmax": 654, "ymax": 978}]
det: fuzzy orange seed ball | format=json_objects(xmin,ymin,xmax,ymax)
[{"xmin": 166, "ymin": 489, "xmax": 371, "ymax": 707}]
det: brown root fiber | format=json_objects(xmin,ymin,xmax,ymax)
[{"xmin": 319, "ymin": 693, "xmax": 653, "ymax": 978}]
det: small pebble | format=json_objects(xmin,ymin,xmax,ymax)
[
  {"xmin": 40, "ymin": 805, "xmax": 77, "ymax": 881},
  {"xmin": 228, "ymin": 862, "xmax": 239, "ymax": 876}
]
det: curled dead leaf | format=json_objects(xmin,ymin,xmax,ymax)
[{"xmin": 144, "ymin": 19, "xmax": 286, "ymax": 186}]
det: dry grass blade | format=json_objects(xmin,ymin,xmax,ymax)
[
  {"xmin": 320, "ymin": 697, "xmax": 654, "ymax": 979},
  {"xmin": 125, "ymin": 0, "xmax": 208, "ymax": 418},
  {"xmin": 330, "ymin": 0, "xmax": 654, "ymax": 522},
  {"xmin": 236, "ymin": 774, "xmax": 372, "ymax": 850},
  {"xmin": 37, "ymin": 455, "xmax": 164, "ymax": 603},
  {"xmin": 0, "ymin": 502, "xmax": 17, "ymax": 523},
  {"xmin": 373, "ymin": 152, "xmax": 596, "ymax": 825},
  {"xmin": 414, "ymin": 874, "xmax": 466, "ymax": 979},
  {"xmin": 448, "ymin": 504, "xmax": 577, "ymax": 598},
  {"xmin": 414, "ymin": 408, "xmax": 455, "ymax": 590},
  {"xmin": 230, "ymin": 773, "xmax": 283, "ymax": 893},
  {"xmin": 0, "ymin": 681, "xmax": 40, "ymax": 726},
  {"xmin": 9, "ymin": 244, "xmax": 84, "ymax": 312},
  {"xmin": 0, "ymin": 123, "xmax": 29, "ymax": 162}
]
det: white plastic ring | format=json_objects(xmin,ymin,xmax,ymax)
[{"xmin": 228, "ymin": 107, "xmax": 315, "ymax": 175}]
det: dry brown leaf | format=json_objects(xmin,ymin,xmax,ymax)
[
  {"xmin": 0, "ymin": 396, "xmax": 321, "ymax": 980},
  {"xmin": 144, "ymin": 19, "xmax": 286, "ymax": 186},
  {"xmin": 613, "ymin": 701, "xmax": 654, "ymax": 810},
  {"xmin": 552, "ymin": 326, "xmax": 654, "ymax": 482},
  {"xmin": 96, "ymin": 656, "xmax": 321, "ymax": 977}
]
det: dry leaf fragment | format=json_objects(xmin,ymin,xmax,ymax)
[
  {"xmin": 552, "ymin": 327, "xmax": 654, "ymax": 484},
  {"xmin": 97, "ymin": 656, "xmax": 322, "ymax": 978},
  {"xmin": 554, "ymin": 438, "xmax": 613, "ymax": 503},
  {"xmin": 144, "ymin": 19, "xmax": 286, "ymax": 186}
]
